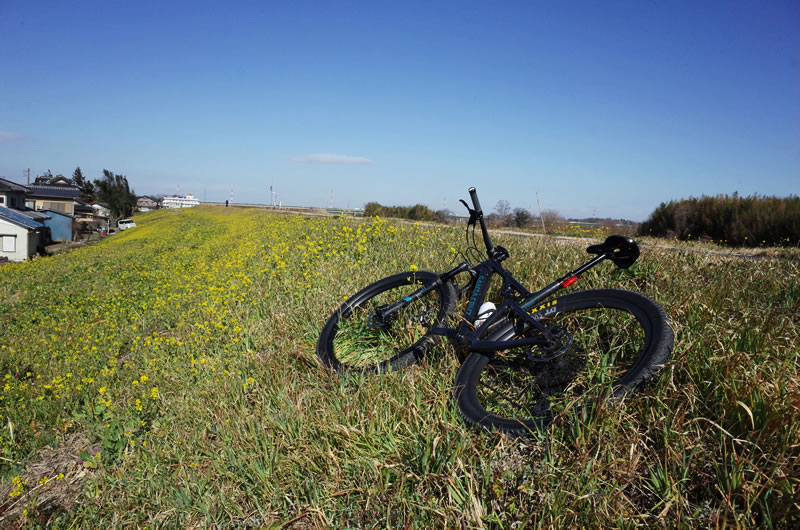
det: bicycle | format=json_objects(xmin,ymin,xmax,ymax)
[{"xmin": 317, "ymin": 187, "xmax": 674, "ymax": 436}]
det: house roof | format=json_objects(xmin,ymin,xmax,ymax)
[
  {"xmin": 26, "ymin": 184, "xmax": 80, "ymax": 199},
  {"xmin": 0, "ymin": 206, "xmax": 45, "ymax": 230},
  {"xmin": 0, "ymin": 177, "xmax": 29, "ymax": 193},
  {"xmin": 33, "ymin": 175, "xmax": 72, "ymax": 186},
  {"xmin": 41, "ymin": 210, "xmax": 75, "ymax": 219},
  {"xmin": 15, "ymin": 209, "xmax": 52, "ymax": 221}
]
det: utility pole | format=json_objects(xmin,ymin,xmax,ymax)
[
  {"xmin": 536, "ymin": 192, "xmax": 546, "ymax": 233},
  {"xmin": 26, "ymin": 168, "xmax": 30, "ymax": 185}
]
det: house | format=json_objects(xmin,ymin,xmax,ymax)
[
  {"xmin": 15, "ymin": 209, "xmax": 51, "ymax": 224},
  {"xmin": 70, "ymin": 201, "xmax": 110, "ymax": 239},
  {"xmin": 90, "ymin": 202, "xmax": 112, "ymax": 218},
  {"xmin": 14, "ymin": 209, "xmax": 73, "ymax": 243},
  {"xmin": 161, "ymin": 194, "xmax": 200, "ymax": 208},
  {"xmin": 0, "ymin": 206, "xmax": 45, "ymax": 262},
  {"xmin": 137, "ymin": 196, "xmax": 157, "ymax": 211},
  {"xmin": 72, "ymin": 200, "xmax": 97, "ymax": 221},
  {"xmin": 0, "ymin": 176, "xmax": 28, "ymax": 210},
  {"xmin": 25, "ymin": 176, "xmax": 81, "ymax": 215},
  {"xmin": 41, "ymin": 210, "xmax": 74, "ymax": 242}
]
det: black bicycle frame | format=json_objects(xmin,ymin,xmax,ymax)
[{"xmin": 376, "ymin": 187, "xmax": 638, "ymax": 358}]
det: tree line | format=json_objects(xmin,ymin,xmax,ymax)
[
  {"xmin": 637, "ymin": 194, "xmax": 800, "ymax": 247},
  {"xmin": 36, "ymin": 167, "xmax": 137, "ymax": 218},
  {"xmin": 363, "ymin": 202, "xmax": 451, "ymax": 222},
  {"xmin": 363, "ymin": 199, "xmax": 566, "ymax": 230}
]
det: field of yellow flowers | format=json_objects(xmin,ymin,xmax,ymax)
[{"xmin": 0, "ymin": 206, "xmax": 798, "ymax": 526}]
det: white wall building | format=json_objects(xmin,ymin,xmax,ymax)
[
  {"xmin": 0, "ymin": 207, "xmax": 44, "ymax": 262},
  {"xmin": 161, "ymin": 194, "xmax": 200, "ymax": 209}
]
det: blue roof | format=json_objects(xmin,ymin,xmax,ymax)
[
  {"xmin": 16, "ymin": 209, "xmax": 51, "ymax": 221},
  {"xmin": 0, "ymin": 206, "xmax": 44, "ymax": 230}
]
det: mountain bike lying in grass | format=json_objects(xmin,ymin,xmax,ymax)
[{"xmin": 317, "ymin": 187, "xmax": 674, "ymax": 436}]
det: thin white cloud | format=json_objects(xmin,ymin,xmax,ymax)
[
  {"xmin": 291, "ymin": 153, "xmax": 371, "ymax": 165},
  {"xmin": 0, "ymin": 131, "xmax": 23, "ymax": 142}
]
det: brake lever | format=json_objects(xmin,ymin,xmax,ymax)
[{"xmin": 459, "ymin": 199, "xmax": 479, "ymax": 225}]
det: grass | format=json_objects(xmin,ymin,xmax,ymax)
[{"xmin": 0, "ymin": 206, "xmax": 798, "ymax": 526}]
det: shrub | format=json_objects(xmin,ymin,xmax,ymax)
[{"xmin": 638, "ymin": 194, "xmax": 800, "ymax": 247}]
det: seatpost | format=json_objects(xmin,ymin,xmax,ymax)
[{"xmin": 469, "ymin": 187, "xmax": 495, "ymax": 255}]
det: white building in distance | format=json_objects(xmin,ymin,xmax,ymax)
[{"xmin": 161, "ymin": 194, "xmax": 200, "ymax": 209}]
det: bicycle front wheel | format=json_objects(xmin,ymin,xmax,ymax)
[
  {"xmin": 317, "ymin": 270, "xmax": 457, "ymax": 374},
  {"xmin": 454, "ymin": 289, "xmax": 673, "ymax": 436}
]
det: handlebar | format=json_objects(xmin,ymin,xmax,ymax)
[
  {"xmin": 468, "ymin": 187, "xmax": 483, "ymax": 215},
  {"xmin": 464, "ymin": 186, "xmax": 497, "ymax": 259}
]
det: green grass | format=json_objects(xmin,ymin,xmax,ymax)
[{"xmin": 0, "ymin": 207, "xmax": 798, "ymax": 526}]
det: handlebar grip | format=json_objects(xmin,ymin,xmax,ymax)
[{"xmin": 468, "ymin": 187, "xmax": 483, "ymax": 214}]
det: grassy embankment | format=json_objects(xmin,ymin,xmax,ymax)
[{"xmin": 0, "ymin": 206, "xmax": 797, "ymax": 526}]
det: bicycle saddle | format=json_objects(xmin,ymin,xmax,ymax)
[{"xmin": 586, "ymin": 235, "xmax": 640, "ymax": 269}]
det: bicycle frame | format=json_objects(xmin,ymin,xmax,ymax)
[{"xmin": 375, "ymin": 187, "xmax": 640, "ymax": 359}]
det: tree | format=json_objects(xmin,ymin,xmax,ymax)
[
  {"xmin": 494, "ymin": 200, "xmax": 511, "ymax": 217},
  {"xmin": 512, "ymin": 207, "xmax": 533, "ymax": 228},
  {"xmin": 541, "ymin": 209, "xmax": 566, "ymax": 231},
  {"xmin": 433, "ymin": 208, "xmax": 454, "ymax": 224},
  {"xmin": 363, "ymin": 202, "xmax": 384, "ymax": 217},
  {"xmin": 492, "ymin": 200, "xmax": 513, "ymax": 227},
  {"xmin": 72, "ymin": 166, "xmax": 95, "ymax": 201},
  {"xmin": 72, "ymin": 167, "xmax": 85, "ymax": 186},
  {"xmin": 94, "ymin": 169, "xmax": 137, "ymax": 218}
]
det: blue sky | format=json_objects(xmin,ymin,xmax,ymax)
[{"xmin": 1, "ymin": 0, "xmax": 797, "ymax": 220}]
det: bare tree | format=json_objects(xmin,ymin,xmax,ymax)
[
  {"xmin": 494, "ymin": 200, "xmax": 511, "ymax": 217},
  {"xmin": 541, "ymin": 209, "xmax": 566, "ymax": 229}
]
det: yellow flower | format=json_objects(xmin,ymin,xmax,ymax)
[{"xmin": 9, "ymin": 476, "xmax": 24, "ymax": 498}]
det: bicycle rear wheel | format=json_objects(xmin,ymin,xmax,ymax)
[
  {"xmin": 317, "ymin": 271, "xmax": 457, "ymax": 374},
  {"xmin": 454, "ymin": 289, "xmax": 673, "ymax": 436}
]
